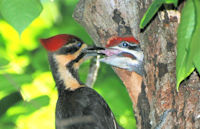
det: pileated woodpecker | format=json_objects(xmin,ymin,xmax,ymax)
[
  {"xmin": 98, "ymin": 36, "xmax": 144, "ymax": 75},
  {"xmin": 40, "ymin": 34, "xmax": 123, "ymax": 129}
]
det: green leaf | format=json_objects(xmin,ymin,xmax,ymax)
[
  {"xmin": 0, "ymin": 92, "xmax": 22, "ymax": 117},
  {"xmin": 0, "ymin": 74, "xmax": 33, "ymax": 98},
  {"xmin": 22, "ymin": 95, "xmax": 50, "ymax": 114},
  {"xmin": 0, "ymin": 0, "xmax": 42, "ymax": 34},
  {"xmin": 165, "ymin": 0, "xmax": 178, "ymax": 6},
  {"xmin": 194, "ymin": 56, "xmax": 200, "ymax": 74},
  {"xmin": 0, "ymin": 95, "xmax": 50, "ymax": 126},
  {"xmin": 188, "ymin": 0, "xmax": 200, "ymax": 75},
  {"xmin": 139, "ymin": 0, "xmax": 163, "ymax": 29},
  {"xmin": 139, "ymin": 0, "xmax": 178, "ymax": 29},
  {"xmin": 176, "ymin": 0, "xmax": 196, "ymax": 90}
]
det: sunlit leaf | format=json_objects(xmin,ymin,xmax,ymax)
[
  {"xmin": 0, "ymin": 74, "xmax": 33, "ymax": 98},
  {"xmin": 6, "ymin": 95, "xmax": 50, "ymax": 116},
  {"xmin": 0, "ymin": 95, "xmax": 50, "ymax": 129},
  {"xmin": 23, "ymin": 95, "xmax": 50, "ymax": 114},
  {"xmin": 0, "ymin": 0, "xmax": 42, "ymax": 34},
  {"xmin": 176, "ymin": 0, "xmax": 195, "ymax": 90}
]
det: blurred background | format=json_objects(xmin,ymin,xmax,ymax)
[{"xmin": 0, "ymin": 0, "xmax": 136, "ymax": 129}]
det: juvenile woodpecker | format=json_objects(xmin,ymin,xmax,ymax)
[
  {"xmin": 98, "ymin": 36, "xmax": 144, "ymax": 75},
  {"xmin": 40, "ymin": 34, "xmax": 123, "ymax": 129}
]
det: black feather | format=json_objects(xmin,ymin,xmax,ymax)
[{"xmin": 56, "ymin": 87, "xmax": 123, "ymax": 129}]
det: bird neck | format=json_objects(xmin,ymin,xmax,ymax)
[{"xmin": 48, "ymin": 54, "xmax": 83, "ymax": 93}]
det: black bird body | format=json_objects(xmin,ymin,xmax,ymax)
[{"xmin": 56, "ymin": 87, "xmax": 120, "ymax": 129}]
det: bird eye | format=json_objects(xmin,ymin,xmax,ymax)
[
  {"xmin": 77, "ymin": 42, "xmax": 82, "ymax": 47},
  {"xmin": 121, "ymin": 41, "xmax": 129, "ymax": 47}
]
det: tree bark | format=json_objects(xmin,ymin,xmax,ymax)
[{"xmin": 73, "ymin": 0, "xmax": 200, "ymax": 129}]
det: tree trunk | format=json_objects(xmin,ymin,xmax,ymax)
[{"xmin": 73, "ymin": 0, "xmax": 200, "ymax": 129}]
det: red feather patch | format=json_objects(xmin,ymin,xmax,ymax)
[
  {"xmin": 122, "ymin": 53, "xmax": 136, "ymax": 59},
  {"xmin": 106, "ymin": 36, "xmax": 139, "ymax": 48},
  {"xmin": 40, "ymin": 34, "xmax": 74, "ymax": 52}
]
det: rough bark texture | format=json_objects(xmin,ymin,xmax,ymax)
[{"xmin": 73, "ymin": 0, "xmax": 200, "ymax": 129}]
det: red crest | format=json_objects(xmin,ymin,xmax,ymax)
[
  {"xmin": 40, "ymin": 34, "xmax": 74, "ymax": 52},
  {"xmin": 106, "ymin": 36, "xmax": 139, "ymax": 48}
]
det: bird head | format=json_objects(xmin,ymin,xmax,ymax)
[
  {"xmin": 40, "ymin": 34, "xmax": 104, "ymax": 90},
  {"xmin": 40, "ymin": 34, "xmax": 104, "ymax": 70},
  {"xmin": 98, "ymin": 36, "xmax": 144, "ymax": 75}
]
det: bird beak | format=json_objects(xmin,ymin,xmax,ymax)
[
  {"xmin": 82, "ymin": 46, "xmax": 105, "ymax": 57},
  {"xmin": 97, "ymin": 45, "xmax": 144, "ymax": 76}
]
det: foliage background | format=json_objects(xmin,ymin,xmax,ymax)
[{"xmin": 0, "ymin": 0, "xmax": 136, "ymax": 129}]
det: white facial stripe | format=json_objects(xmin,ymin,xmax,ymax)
[
  {"xmin": 99, "ymin": 56, "xmax": 140, "ymax": 70},
  {"xmin": 110, "ymin": 46, "xmax": 144, "ymax": 61}
]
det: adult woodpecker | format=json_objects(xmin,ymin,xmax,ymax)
[
  {"xmin": 40, "ymin": 34, "xmax": 123, "ymax": 129},
  {"xmin": 98, "ymin": 36, "xmax": 144, "ymax": 75}
]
